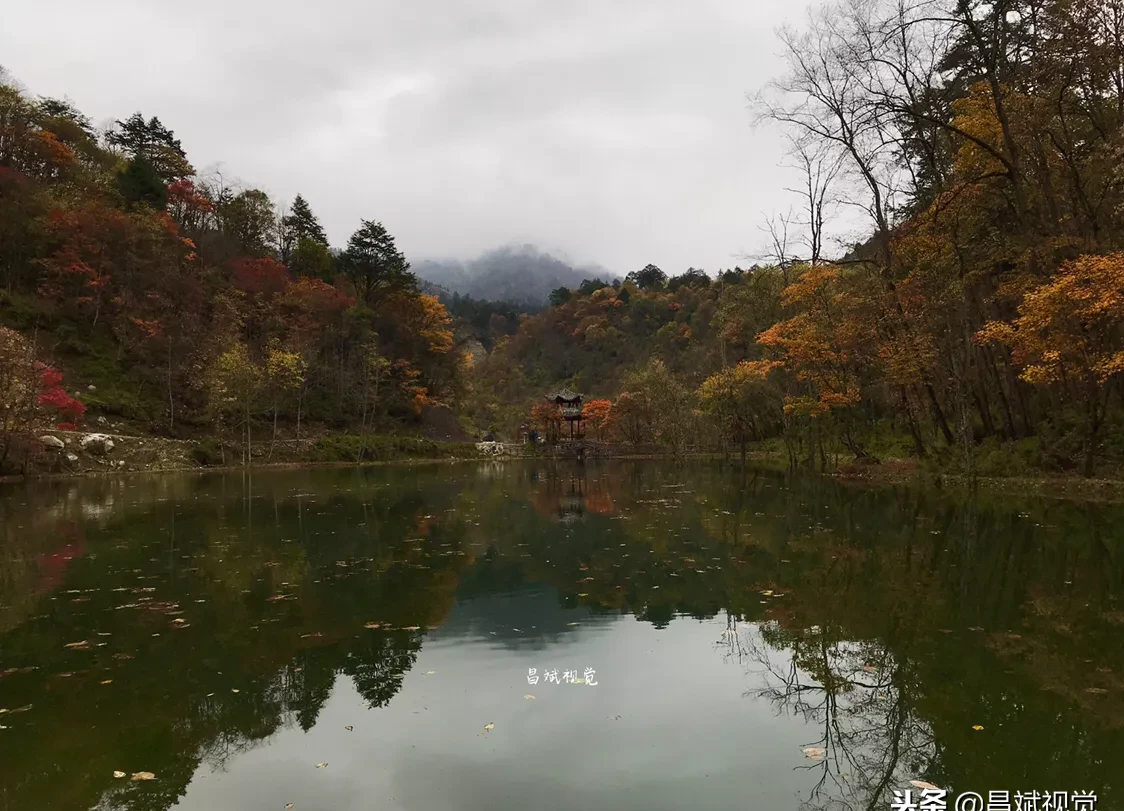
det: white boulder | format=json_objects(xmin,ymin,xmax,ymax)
[
  {"xmin": 39, "ymin": 435, "xmax": 65, "ymax": 450},
  {"xmin": 79, "ymin": 433, "xmax": 115, "ymax": 454}
]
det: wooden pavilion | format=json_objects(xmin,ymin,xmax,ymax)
[{"xmin": 547, "ymin": 388, "xmax": 584, "ymax": 440}]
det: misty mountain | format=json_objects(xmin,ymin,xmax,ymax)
[{"xmin": 413, "ymin": 245, "xmax": 617, "ymax": 307}]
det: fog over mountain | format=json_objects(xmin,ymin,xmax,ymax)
[{"xmin": 414, "ymin": 245, "xmax": 618, "ymax": 306}]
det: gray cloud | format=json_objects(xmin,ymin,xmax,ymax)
[{"xmin": 2, "ymin": 0, "xmax": 813, "ymax": 274}]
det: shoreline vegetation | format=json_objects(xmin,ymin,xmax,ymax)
[{"xmin": 7, "ymin": 432, "xmax": 1124, "ymax": 505}]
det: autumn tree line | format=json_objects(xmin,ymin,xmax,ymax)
[
  {"xmin": 483, "ymin": 0, "xmax": 1124, "ymax": 477},
  {"xmin": 0, "ymin": 70, "xmax": 464, "ymax": 470}
]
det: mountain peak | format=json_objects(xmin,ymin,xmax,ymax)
[{"xmin": 414, "ymin": 245, "xmax": 617, "ymax": 306}]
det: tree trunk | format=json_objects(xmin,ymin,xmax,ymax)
[
  {"xmin": 296, "ymin": 389, "xmax": 303, "ymax": 441},
  {"xmin": 1082, "ymin": 386, "xmax": 1102, "ymax": 478},
  {"xmin": 973, "ymin": 388, "xmax": 995, "ymax": 437},
  {"xmin": 901, "ymin": 386, "xmax": 926, "ymax": 457},
  {"xmin": 166, "ymin": 343, "xmax": 175, "ymax": 432},
  {"xmin": 924, "ymin": 383, "xmax": 955, "ymax": 446},
  {"xmin": 269, "ymin": 402, "xmax": 278, "ymax": 462}
]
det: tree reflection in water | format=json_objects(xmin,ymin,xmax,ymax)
[
  {"xmin": 726, "ymin": 617, "xmax": 937, "ymax": 811},
  {"xmin": 0, "ymin": 462, "xmax": 1121, "ymax": 811}
]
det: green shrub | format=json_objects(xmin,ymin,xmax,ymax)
[
  {"xmin": 191, "ymin": 440, "xmax": 225, "ymax": 466},
  {"xmin": 310, "ymin": 435, "xmax": 479, "ymax": 463},
  {"xmin": 973, "ymin": 436, "xmax": 1042, "ymax": 477}
]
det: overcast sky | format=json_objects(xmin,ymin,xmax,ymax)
[{"xmin": 2, "ymin": 0, "xmax": 815, "ymax": 275}]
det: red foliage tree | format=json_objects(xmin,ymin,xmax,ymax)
[
  {"xmin": 36, "ymin": 364, "xmax": 86, "ymax": 425},
  {"xmin": 166, "ymin": 179, "xmax": 213, "ymax": 232},
  {"xmin": 40, "ymin": 203, "xmax": 133, "ymax": 325},
  {"xmin": 231, "ymin": 256, "xmax": 290, "ymax": 299}
]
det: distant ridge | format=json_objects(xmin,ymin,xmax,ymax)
[{"xmin": 414, "ymin": 245, "xmax": 617, "ymax": 307}]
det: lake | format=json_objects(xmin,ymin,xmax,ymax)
[{"xmin": 0, "ymin": 461, "xmax": 1121, "ymax": 811}]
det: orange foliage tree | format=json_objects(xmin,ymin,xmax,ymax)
[
  {"xmin": 529, "ymin": 401, "xmax": 563, "ymax": 443},
  {"xmin": 757, "ymin": 266, "xmax": 878, "ymax": 461},
  {"xmin": 976, "ymin": 253, "xmax": 1124, "ymax": 475},
  {"xmin": 582, "ymin": 398, "xmax": 613, "ymax": 441}
]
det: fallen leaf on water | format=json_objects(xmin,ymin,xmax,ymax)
[
  {"xmin": 802, "ymin": 747, "xmax": 826, "ymax": 761},
  {"xmin": 130, "ymin": 772, "xmax": 156, "ymax": 781},
  {"xmin": 316, "ymin": 763, "xmax": 328, "ymax": 769},
  {"xmin": 113, "ymin": 771, "xmax": 126, "ymax": 778},
  {"xmin": 64, "ymin": 641, "xmax": 92, "ymax": 650},
  {"xmin": 608, "ymin": 715, "xmax": 622, "ymax": 721},
  {"xmin": 524, "ymin": 694, "xmax": 536, "ymax": 700},
  {"xmin": 231, "ymin": 689, "xmax": 240, "ymax": 694},
  {"xmin": 483, "ymin": 722, "xmax": 494, "ymax": 731},
  {"xmin": 286, "ymin": 805, "xmax": 294, "ymax": 809},
  {"xmin": 345, "ymin": 725, "xmax": 353, "ymax": 731},
  {"xmin": 910, "ymin": 780, "xmax": 940, "ymax": 790},
  {"xmin": 172, "ymin": 618, "xmax": 187, "ymax": 625},
  {"xmin": 971, "ymin": 725, "xmax": 984, "ymax": 731},
  {"xmin": 1085, "ymin": 687, "xmax": 1109, "ymax": 695},
  {"xmin": 968, "ymin": 626, "xmax": 984, "ymax": 632},
  {"xmin": 402, "ymin": 626, "xmax": 421, "ymax": 632},
  {"xmin": 567, "ymin": 622, "xmax": 579, "ymax": 626},
  {"xmin": 100, "ymin": 679, "xmax": 113, "ymax": 685},
  {"xmin": 425, "ymin": 670, "xmax": 435, "ymax": 675},
  {"xmin": 577, "ymin": 593, "xmax": 588, "ymax": 597},
  {"xmin": 363, "ymin": 623, "xmax": 382, "ymax": 629}
]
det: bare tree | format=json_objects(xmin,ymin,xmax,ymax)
[
  {"xmin": 756, "ymin": 208, "xmax": 798, "ymax": 282},
  {"xmin": 785, "ymin": 134, "xmax": 844, "ymax": 265}
]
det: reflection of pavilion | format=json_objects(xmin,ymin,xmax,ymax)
[
  {"xmin": 556, "ymin": 474, "xmax": 586, "ymax": 524},
  {"xmin": 528, "ymin": 468, "xmax": 618, "ymax": 523},
  {"xmin": 529, "ymin": 470, "xmax": 590, "ymax": 523}
]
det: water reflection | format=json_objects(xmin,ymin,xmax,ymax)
[{"xmin": 0, "ymin": 463, "xmax": 1121, "ymax": 811}]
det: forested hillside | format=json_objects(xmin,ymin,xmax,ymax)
[
  {"xmin": 5, "ymin": 0, "xmax": 1124, "ymax": 479},
  {"xmin": 0, "ymin": 71, "xmax": 465, "ymax": 471},
  {"xmin": 474, "ymin": 0, "xmax": 1124, "ymax": 477}
]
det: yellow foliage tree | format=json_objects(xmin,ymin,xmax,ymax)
[
  {"xmin": 697, "ymin": 361, "xmax": 781, "ymax": 463},
  {"xmin": 207, "ymin": 342, "xmax": 263, "ymax": 466},
  {"xmin": 265, "ymin": 341, "xmax": 306, "ymax": 458}
]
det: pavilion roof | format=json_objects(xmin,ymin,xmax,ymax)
[{"xmin": 547, "ymin": 388, "xmax": 582, "ymax": 402}]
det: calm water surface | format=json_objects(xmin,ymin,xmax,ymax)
[{"xmin": 0, "ymin": 461, "xmax": 1122, "ymax": 811}]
